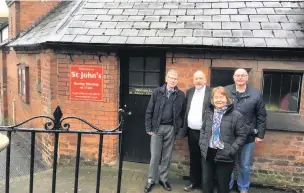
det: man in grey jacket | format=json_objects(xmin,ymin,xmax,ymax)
[
  {"xmin": 225, "ymin": 69, "xmax": 267, "ymax": 193},
  {"xmin": 144, "ymin": 69, "xmax": 185, "ymax": 193}
]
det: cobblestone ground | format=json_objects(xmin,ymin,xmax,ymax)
[{"xmin": 0, "ymin": 162, "xmax": 296, "ymax": 193}]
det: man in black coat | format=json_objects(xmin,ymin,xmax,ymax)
[
  {"xmin": 144, "ymin": 69, "xmax": 186, "ymax": 193},
  {"xmin": 225, "ymin": 68, "xmax": 267, "ymax": 193},
  {"xmin": 178, "ymin": 71, "xmax": 211, "ymax": 192}
]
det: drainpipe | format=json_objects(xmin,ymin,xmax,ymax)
[{"xmin": 12, "ymin": 99, "xmax": 16, "ymax": 125}]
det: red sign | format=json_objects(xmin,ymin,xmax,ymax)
[{"xmin": 69, "ymin": 65, "xmax": 103, "ymax": 101}]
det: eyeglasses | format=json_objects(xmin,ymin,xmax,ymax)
[{"xmin": 234, "ymin": 74, "xmax": 248, "ymax": 78}]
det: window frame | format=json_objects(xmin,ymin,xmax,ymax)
[
  {"xmin": 17, "ymin": 64, "xmax": 30, "ymax": 104},
  {"xmin": 128, "ymin": 56, "xmax": 162, "ymax": 88},
  {"xmin": 262, "ymin": 70, "xmax": 302, "ymax": 114}
]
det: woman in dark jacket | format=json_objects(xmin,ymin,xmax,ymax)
[{"xmin": 199, "ymin": 86, "xmax": 248, "ymax": 193}]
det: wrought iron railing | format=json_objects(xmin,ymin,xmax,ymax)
[{"xmin": 0, "ymin": 105, "xmax": 125, "ymax": 193}]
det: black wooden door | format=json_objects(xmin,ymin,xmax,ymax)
[{"xmin": 120, "ymin": 53, "xmax": 165, "ymax": 163}]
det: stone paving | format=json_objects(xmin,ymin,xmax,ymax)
[
  {"xmin": 0, "ymin": 162, "xmax": 296, "ymax": 193},
  {"xmin": 0, "ymin": 132, "xmax": 46, "ymax": 180}
]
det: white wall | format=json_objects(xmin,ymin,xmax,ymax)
[{"xmin": 1, "ymin": 25, "xmax": 8, "ymax": 42}]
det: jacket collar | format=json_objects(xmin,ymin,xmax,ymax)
[
  {"xmin": 160, "ymin": 83, "xmax": 179, "ymax": 94},
  {"xmin": 208, "ymin": 103, "xmax": 234, "ymax": 115},
  {"xmin": 231, "ymin": 84, "xmax": 250, "ymax": 98}
]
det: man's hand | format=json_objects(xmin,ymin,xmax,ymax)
[
  {"xmin": 147, "ymin": 132, "xmax": 152, "ymax": 135},
  {"xmin": 255, "ymin": 137, "xmax": 263, "ymax": 143}
]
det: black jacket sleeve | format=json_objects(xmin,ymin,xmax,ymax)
[
  {"xmin": 256, "ymin": 94, "xmax": 267, "ymax": 139},
  {"xmin": 177, "ymin": 89, "xmax": 190, "ymax": 139},
  {"xmin": 199, "ymin": 113, "xmax": 207, "ymax": 144},
  {"xmin": 231, "ymin": 113, "xmax": 248, "ymax": 156},
  {"xmin": 145, "ymin": 89, "xmax": 157, "ymax": 132}
]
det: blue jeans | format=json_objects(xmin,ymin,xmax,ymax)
[{"xmin": 229, "ymin": 142, "xmax": 255, "ymax": 192}]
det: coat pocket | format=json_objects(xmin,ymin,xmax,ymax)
[{"xmin": 217, "ymin": 142, "xmax": 232, "ymax": 160}]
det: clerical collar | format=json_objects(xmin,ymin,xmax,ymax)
[{"xmin": 195, "ymin": 86, "xmax": 205, "ymax": 91}]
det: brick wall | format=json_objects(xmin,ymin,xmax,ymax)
[
  {"xmin": 167, "ymin": 51, "xmax": 304, "ymax": 188},
  {"xmin": 3, "ymin": 48, "xmax": 119, "ymax": 166},
  {"xmin": 52, "ymin": 51, "xmax": 119, "ymax": 165},
  {"xmin": 252, "ymin": 131, "xmax": 304, "ymax": 187}
]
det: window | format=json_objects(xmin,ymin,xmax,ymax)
[
  {"xmin": 128, "ymin": 57, "xmax": 161, "ymax": 88},
  {"xmin": 36, "ymin": 59, "xmax": 41, "ymax": 93},
  {"xmin": 210, "ymin": 68, "xmax": 235, "ymax": 87},
  {"xmin": 17, "ymin": 64, "xmax": 30, "ymax": 103},
  {"xmin": 262, "ymin": 71, "xmax": 302, "ymax": 113}
]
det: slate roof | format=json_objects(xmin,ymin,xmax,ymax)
[
  {"xmin": 0, "ymin": 17, "xmax": 8, "ymax": 30},
  {"xmin": 8, "ymin": 0, "xmax": 304, "ymax": 48}
]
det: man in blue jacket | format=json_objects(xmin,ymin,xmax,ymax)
[
  {"xmin": 225, "ymin": 68, "xmax": 267, "ymax": 193},
  {"xmin": 144, "ymin": 69, "xmax": 185, "ymax": 193}
]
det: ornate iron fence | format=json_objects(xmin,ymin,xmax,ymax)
[{"xmin": 0, "ymin": 105, "xmax": 125, "ymax": 193}]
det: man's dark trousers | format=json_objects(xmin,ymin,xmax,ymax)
[{"xmin": 188, "ymin": 128, "xmax": 202, "ymax": 187}]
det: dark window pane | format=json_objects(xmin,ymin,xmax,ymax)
[
  {"xmin": 279, "ymin": 74, "xmax": 292, "ymax": 111},
  {"xmin": 145, "ymin": 73, "xmax": 159, "ymax": 86},
  {"xmin": 269, "ymin": 73, "xmax": 281, "ymax": 111},
  {"xmin": 129, "ymin": 72, "xmax": 143, "ymax": 86},
  {"xmin": 129, "ymin": 57, "xmax": 144, "ymax": 71},
  {"xmin": 211, "ymin": 69, "xmax": 234, "ymax": 87},
  {"xmin": 279, "ymin": 75, "xmax": 301, "ymax": 112},
  {"xmin": 263, "ymin": 74, "xmax": 272, "ymax": 108},
  {"xmin": 145, "ymin": 57, "xmax": 160, "ymax": 71}
]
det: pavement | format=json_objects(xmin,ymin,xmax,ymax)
[
  {"xmin": 0, "ymin": 162, "xmax": 298, "ymax": 193},
  {"xmin": 0, "ymin": 132, "xmax": 300, "ymax": 193},
  {"xmin": 0, "ymin": 132, "xmax": 47, "ymax": 180}
]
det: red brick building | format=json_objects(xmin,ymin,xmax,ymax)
[{"xmin": 0, "ymin": 0, "xmax": 303, "ymax": 189}]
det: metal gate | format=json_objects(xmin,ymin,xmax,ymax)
[{"xmin": 0, "ymin": 105, "xmax": 125, "ymax": 193}]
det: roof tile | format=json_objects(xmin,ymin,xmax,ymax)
[
  {"xmin": 156, "ymin": 29, "xmax": 175, "ymax": 36},
  {"xmin": 183, "ymin": 37, "xmax": 203, "ymax": 44},
  {"xmin": 265, "ymin": 38, "xmax": 289, "ymax": 47},
  {"xmin": 163, "ymin": 37, "xmax": 183, "ymax": 44},
  {"xmin": 193, "ymin": 29, "xmax": 212, "ymax": 37},
  {"xmin": 175, "ymin": 29, "xmax": 193, "ymax": 36},
  {"xmin": 138, "ymin": 29, "xmax": 157, "ymax": 36},
  {"xmin": 126, "ymin": 37, "xmax": 146, "ymax": 44},
  {"xmin": 203, "ymin": 37, "xmax": 223, "ymax": 46},
  {"xmin": 223, "ymin": 38, "xmax": 244, "ymax": 47},
  {"xmin": 108, "ymin": 36, "xmax": 127, "ymax": 44},
  {"xmin": 144, "ymin": 37, "xmax": 164, "ymax": 44},
  {"xmin": 90, "ymin": 36, "xmax": 110, "ymax": 43},
  {"xmin": 252, "ymin": 30, "xmax": 274, "ymax": 38},
  {"xmin": 213, "ymin": 30, "xmax": 232, "ymax": 37},
  {"xmin": 244, "ymin": 38, "xmax": 266, "ymax": 47}
]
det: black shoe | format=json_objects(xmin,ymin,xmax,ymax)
[
  {"xmin": 159, "ymin": 181, "xmax": 171, "ymax": 191},
  {"xmin": 144, "ymin": 182, "xmax": 155, "ymax": 193},
  {"xmin": 184, "ymin": 183, "xmax": 199, "ymax": 192}
]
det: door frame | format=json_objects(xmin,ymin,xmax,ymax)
[
  {"xmin": 118, "ymin": 49, "xmax": 166, "ymax": 162},
  {"xmin": 119, "ymin": 50, "xmax": 167, "ymax": 112}
]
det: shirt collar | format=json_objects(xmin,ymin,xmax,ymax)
[
  {"xmin": 167, "ymin": 87, "xmax": 174, "ymax": 92},
  {"xmin": 195, "ymin": 86, "xmax": 206, "ymax": 92}
]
